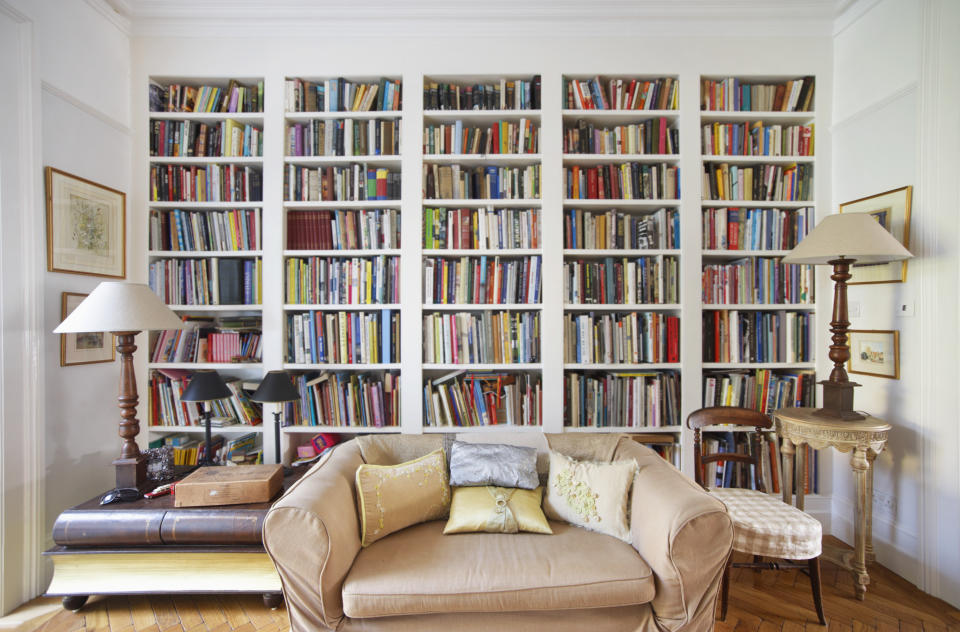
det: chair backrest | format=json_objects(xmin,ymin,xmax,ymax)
[{"xmin": 685, "ymin": 407, "xmax": 772, "ymax": 492}]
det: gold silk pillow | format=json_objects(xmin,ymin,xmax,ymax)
[
  {"xmin": 543, "ymin": 451, "xmax": 637, "ymax": 543},
  {"xmin": 443, "ymin": 486, "xmax": 552, "ymax": 535},
  {"xmin": 356, "ymin": 449, "xmax": 450, "ymax": 547}
]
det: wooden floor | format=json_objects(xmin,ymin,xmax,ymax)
[{"xmin": 24, "ymin": 538, "xmax": 960, "ymax": 631}]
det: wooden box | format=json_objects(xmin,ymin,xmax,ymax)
[{"xmin": 174, "ymin": 465, "xmax": 283, "ymax": 508}]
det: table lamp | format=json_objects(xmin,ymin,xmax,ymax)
[
  {"xmin": 54, "ymin": 282, "xmax": 184, "ymax": 488},
  {"xmin": 782, "ymin": 213, "xmax": 912, "ymax": 420},
  {"xmin": 250, "ymin": 370, "xmax": 300, "ymax": 470},
  {"xmin": 180, "ymin": 370, "xmax": 233, "ymax": 466}
]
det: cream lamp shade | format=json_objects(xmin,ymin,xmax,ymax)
[
  {"xmin": 781, "ymin": 213, "xmax": 913, "ymax": 265},
  {"xmin": 53, "ymin": 282, "xmax": 184, "ymax": 333}
]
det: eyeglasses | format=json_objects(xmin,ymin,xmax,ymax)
[{"xmin": 100, "ymin": 487, "xmax": 142, "ymax": 505}]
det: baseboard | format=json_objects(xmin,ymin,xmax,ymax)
[
  {"xmin": 831, "ymin": 495, "xmax": 921, "ymax": 585},
  {"xmin": 0, "ymin": 598, "xmax": 61, "ymax": 631}
]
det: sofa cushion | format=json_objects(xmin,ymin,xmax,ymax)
[
  {"xmin": 342, "ymin": 520, "xmax": 654, "ymax": 618},
  {"xmin": 449, "ymin": 441, "xmax": 539, "ymax": 489}
]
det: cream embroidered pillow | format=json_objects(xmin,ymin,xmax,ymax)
[
  {"xmin": 356, "ymin": 449, "xmax": 450, "ymax": 547},
  {"xmin": 543, "ymin": 451, "xmax": 637, "ymax": 543}
]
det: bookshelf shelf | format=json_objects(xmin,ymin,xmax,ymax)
[
  {"xmin": 282, "ymin": 425, "xmax": 400, "ymax": 434},
  {"xmin": 701, "ymin": 155, "xmax": 813, "ymax": 165},
  {"xmin": 426, "ymin": 198, "xmax": 541, "ymax": 207},
  {"xmin": 564, "ymin": 303, "xmax": 681, "ymax": 311},
  {"xmin": 562, "ymin": 154, "xmax": 680, "ymax": 165},
  {"xmin": 564, "ymin": 426, "xmax": 681, "ymax": 433},
  {"xmin": 423, "ymin": 303, "xmax": 542, "ymax": 311},
  {"xmin": 423, "ymin": 109, "xmax": 542, "ymax": 119},
  {"xmin": 423, "ymin": 363, "xmax": 542, "ymax": 371},
  {"xmin": 699, "ymin": 111, "xmax": 816, "ymax": 123},
  {"xmin": 702, "ymin": 362, "xmax": 816, "ymax": 370},
  {"xmin": 148, "ymin": 250, "xmax": 263, "ymax": 258},
  {"xmin": 166, "ymin": 305, "xmax": 263, "ymax": 312},
  {"xmin": 283, "ymin": 303, "xmax": 400, "ymax": 311},
  {"xmin": 423, "ymin": 248, "xmax": 542, "ymax": 256},
  {"xmin": 284, "ymin": 111, "xmax": 403, "ymax": 121},
  {"xmin": 283, "ymin": 156, "xmax": 401, "ymax": 166},
  {"xmin": 422, "ymin": 425, "xmax": 543, "ymax": 433},
  {"xmin": 423, "ymin": 154, "xmax": 541, "ymax": 166},
  {"xmin": 283, "ymin": 363, "xmax": 402, "ymax": 371},
  {"xmin": 702, "ymin": 249, "xmax": 792, "ymax": 258},
  {"xmin": 701, "ymin": 304, "xmax": 815, "ymax": 310},
  {"xmin": 150, "ymin": 201, "xmax": 263, "ymax": 209},
  {"xmin": 148, "ymin": 362, "xmax": 264, "ymax": 370},
  {"xmin": 563, "ymin": 363, "xmax": 682, "ymax": 370},
  {"xmin": 149, "ymin": 112, "xmax": 265, "ymax": 123},
  {"xmin": 284, "ymin": 200, "xmax": 401, "ymax": 210},
  {"xmin": 700, "ymin": 200, "xmax": 811, "ymax": 208},
  {"xmin": 564, "ymin": 198, "xmax": 681, "ymax": 208},
  {"xmin": 148, "ymin": 156, "xmax": 262, "ymax": 165},
  {"xmin": 283, "ymin": 249, "xmax": 401, "ymax": 257},
  {"xmin": 148, "ymin": 425, "xmax": 264, "ymax": 434}
]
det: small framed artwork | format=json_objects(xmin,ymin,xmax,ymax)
[
  {"xmin": 45, "ymin": 167, "xmax": 126, "ymax": 279},
  {"xmin": 847, "ymin": 330, "xmax": 899, "ymax": 379},
  {"xmin": 60, "ymin": 292, "xmax": 115, "ymax": 367},
  {"xmin": 839, "ymin": 185, "xmax": 912, "ymax": 284}
]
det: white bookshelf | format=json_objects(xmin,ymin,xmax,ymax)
[{"xmin": 136, "ymin": 71, "xmax": 825, "ymax": 494}]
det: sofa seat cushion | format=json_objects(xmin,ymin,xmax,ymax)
[{"xmin": 342, "ymin": 519, "xmax": 654, "ymax": 618}]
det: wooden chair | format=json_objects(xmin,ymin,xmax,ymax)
[{"xmin": 687, "ymin": 406, "xmax": 826, "ymax": 625}]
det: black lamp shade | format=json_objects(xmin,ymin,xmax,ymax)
[
  {"xmin": 251, "ymin": 370, "xmax": 300, "ymax": 403},
  {"xmin": 181, "ymin": 370, "xmax": 232, "ymax": 402}
]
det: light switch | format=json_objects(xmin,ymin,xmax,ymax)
[{"xmin": 898, "ymin": 302, "xmax": 915, "ymax": 317}]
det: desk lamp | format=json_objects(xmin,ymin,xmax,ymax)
[
  {"xmin": 181, "ymin": 370, "xmax": 232, "ymax": 466},
  {"xmin": 250, "ymin": 370, "xmax": 300, "ymax": 470}
]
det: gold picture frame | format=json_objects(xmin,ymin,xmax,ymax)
[
  {"xmin": 46, "ymin": 167, "xmax": 126, "ymax": 279},
  {"xmin": 838, "ymin": 185, "xmax": 911, "ymax": 284},
  {"xmin": 60, "ymin": 292, "xmax": 115, "ymax": 367},
  {"xmin": 847, "ymin": 329, "xmax": 899, "ymax": 380}
]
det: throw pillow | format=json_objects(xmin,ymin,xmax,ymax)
[
  {"xmin": 355, "ymin": 448, "xmax": 450, "ymax": 547},
  {"xmin": 443, "ymin": 486, "xmax": 552, "ymax": 535},
  {"xmin": 448, "ymin": 441, "xmax": 539, "ymax": 490},
  {"xmin": 543, "ymin": 451, "xmax": 637, "ymax": 543}
]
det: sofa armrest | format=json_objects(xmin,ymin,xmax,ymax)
[
  {"xmin": 615, "ymin": 440, "xmax": 733, "ymax": 632},
  {"xmin": 263, "ymin": 441, "xmax": 364, "ymax": 632}
]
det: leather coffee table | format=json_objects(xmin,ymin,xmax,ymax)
[{"xmin": 44, "ymin": 468, "xmax": 304, "ymax": 610}]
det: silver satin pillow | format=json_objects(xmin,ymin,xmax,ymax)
[{"xmin": 448, "ymin": 441, "xmax": 539, "ymax": 490}]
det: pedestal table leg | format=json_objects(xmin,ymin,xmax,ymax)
[
  {"xmin": 865, "ymin": 450, "xmax": 878, "ymax": 563},
  {"xmin": 851, "ymin": 446, "xmax": 871, "ymax": 600}
]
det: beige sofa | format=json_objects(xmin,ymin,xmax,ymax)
[{"xmin": 263, "ymin": 433, "xmax": 733, "ymax": 632}]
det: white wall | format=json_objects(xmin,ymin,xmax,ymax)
[
  {"xmin": 832, "ymin": 0, "xmax": 960, "ymax": 605},
  {"xmin": 0, "ymin": 0, "xmax": 131, "ymax": 612}
]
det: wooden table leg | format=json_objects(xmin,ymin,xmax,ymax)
[
  {"xmin": 851, "ymin": 446, "xmax": 871, "ymax": 600},
  {"xmin": 865, "ymin": 450, "xmax": 878, "ymax": 564},
  {"xmin": 781, "ymin": 437, "xmax": 795, "ymax": 505},
  {"xmin": 796, "ymin": 442, "xmax": 806, "ymax": 512}
]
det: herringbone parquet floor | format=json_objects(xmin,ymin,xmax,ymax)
[{"xmin": 23, "ymin": 538, "xmax": 960, "ymax": 631}]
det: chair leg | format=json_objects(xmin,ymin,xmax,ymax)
[
  {"xmin": 719, "ymin": 556, "xmax": 732, "ymax": 620},
  {"xmin": 808, "ymin": 557, "xmax": 826, "ymax": 625},
  {"xmin": 753, "ymin": 554, "xmax": 763, "ymax": 586}
]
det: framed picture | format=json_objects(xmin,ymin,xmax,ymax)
[
  {"xmin": 60, "ymin": 292, "xmax": 115, "ymax": 367},
  {"xmin": 839, "ymin": 186, "xmax": 912, "ymax": 284},
  {"xmin": 847, "ymin": 330, "xmax": 899, "ymax": 379},
  {"xmin": 45, "ymin": 167, "xmax": 126, "ymax": 279}
]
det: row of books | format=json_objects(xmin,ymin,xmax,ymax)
[
  {"xmin": 702, "ymin": 162, "xmax": 812, "ymax": 202},
  {"xmin": 284, "ymin": 372, "xmax": 400, "ymax": 428},
  {"xmin": 564, "ymin": 370, "xmax": 681, "ymax": 429},
  {"xmin": 287, "ymin": 310, "xmax": 398, "ymax": 365},
  {"xmin": 148, "ymin": 370, "xmax": 262, "ymax": 427},
  {"xmin": 563, "ymin": 118, "xmax": 678, "ymax": 155},
  {"xmin": 423, "ymin": 311, "xmax": 540, "ymax": 365},
  {"xmin": 149, "ymin": 79, "xmax": 263, "ymax": 114},
  {"xmin": 423, "ymin": 77, "xmax": 541, "ymax": 111},
  {"xmin": 424, "ymin": 371, "xmax": 541, "ymax": 427},
  {"xmin": 701, "ymin": 432, "xmax": 817, "ymax": 494},
  {"xmin": 565, "ymin": 163, "xmax": 680, "ymax": 200},
  {"xmin": 700, "ymin": 76, "xmax": 815, "ymax": 113},
  {"xmin": 423, "ymin": 164, "xmax": 540, "ymax": 200},
  {"xmin": 149, "ymin": 257, "xmax": 262, "ymax": 306},
  {"xmin": 423, "ymin": 207, "xmax": 540, "ymax": 250},
  {"xmin": 286, "ymin": 119, "xmax": 400, "ymax": 157},
  {"xmin": 285, "ymin": 255, "xmax": 400, "ymax": 305},
  {"xmin": 285, "ymin": 164, "xmax": 400, "ymax": 202},
  {"xmin": 702, "ymin": 121, "xmax": 814, "ymax": 157},
  {"xmin": 150, "ymin": 164, "xmax": 262, "ymax": 202},
  {"xmin": 702, "ymin": 310, "xmax": 813, "ymax": 363},
  {"xmin": 149, "ymin": 208, "xmax": 261, "ymax": 252},
  {"xmin": 647, "ymin": 441, "xmax": 681, "ymax": 469},
  {"xmin": 563, "ymin": 256, "xmax": 679, "ymax": 305},
  {"xmin": 702, "ymin": 207, "xmax": 813, "ymax": 251},
  {"xmin": 565, "ymin": 312, "xmax": 680, "ymax": 365},
  {"xmin": 423, "ymin": 120, "xmax": 538, "ymax": 155},
  {"xmin": 702, "ymin": 258, "xmax": 814, "ymax": 305},
  {"xmin": 702, "ymin": 369, "xmax": 815, "ymax": 413},
  {"xmin": 564, "ymin": 207, "xmax": 679, "ymax": 250},
  {"xmin": 158, "ymin": 432, "xmax": 261, "ymax": 467},
  {"xmin": 286, "ymin": 208, "xmax": 400, "ymax": 251},
  {"xmin": 284, "ymin": 77, "xmax": 402, "ymax": 112},
  {"xmin": 563, "ymin": 76, "xmax": 678, "ymax": 111},
  {"xmin": 423, "ymin": 256, "xmax": 542, "ymax": 305},
  {"xmin": 150, "ymin": 119, "xmax": 263, "ymax": 158},
  {"xmin": 151, "ymin": 316, "xmax": 262, "ymax": 363}
]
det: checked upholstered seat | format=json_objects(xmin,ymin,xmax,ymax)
[{"xmin": 709, "ymin": 487, "xmax": 821, "ymax": 560}]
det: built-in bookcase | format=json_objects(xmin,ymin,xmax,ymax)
[{"xmin": 138, "ymin": 71, "xmax": 824, "ymax": 490}]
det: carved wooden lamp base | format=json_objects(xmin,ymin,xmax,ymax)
[{"xmin": 815, "ymin": 380, "xmax": 867, "ymax": 421}]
